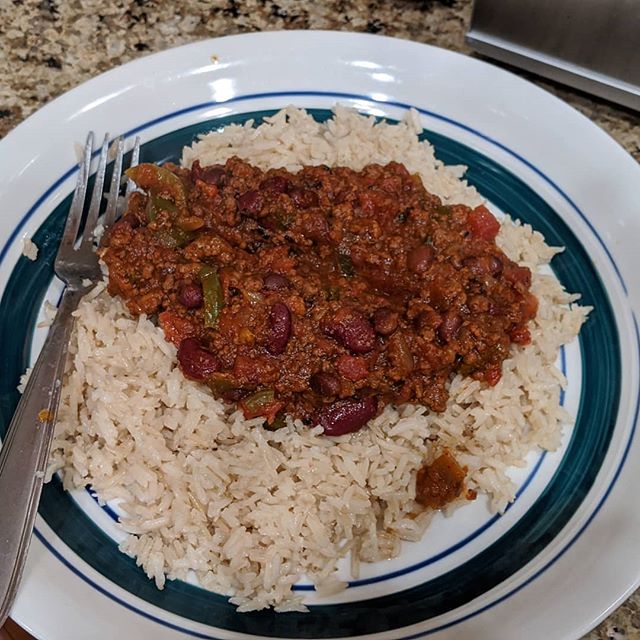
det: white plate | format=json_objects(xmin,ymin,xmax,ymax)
[{"xmin": 0, "ymin": 31, "xmax": 638, "ymax": 640}]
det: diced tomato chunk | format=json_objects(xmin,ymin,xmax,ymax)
[
  {"xmin": 509, "ymin": 325, "xmax": 531, "ymax": 345},
  {"xmin": 240, "ymin": 399, "xmax": 284, "ymax": 422},
  {"xmin": 159, "ymin": 311, "xmax": 196, "ymax": 346},
  {"xmin": 521, "ymin": 292, "xmax": 539, "ymax": 321},
  {"xmin": 484, "ymin": 365, "xmax": 502, "ymax": 386},
  {"xmin": 233, "ymin": 354, "xmax": 276, "ymax": 386},
  {"xmin": 468, "ymin": 205, "xmax": 500, "ymax": 241}
]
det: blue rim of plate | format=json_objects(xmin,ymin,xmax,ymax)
[{"xmin": 0, "ymin": 96, "xmax": 627, "ymax": 639}]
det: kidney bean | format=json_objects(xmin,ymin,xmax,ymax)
[
  {"xmin": 267, "ymin": 302, "xmax": 292, "ymax": 355},
  {"xmin": 342, "ymin": 315, "xmax": 376, "ymax": 354},
  {"xmin": 437, "ymin": 312, "xmax": 462, "ymax": 343},
  {"xmin": 237, "ymin": 190, "xmax": 263, "ymax": 216},
  {"xmin": 177, "ymin": 338, "xmax": 220, "ymax": 380},
  {"xmin": 289, "ymin": 188, "xmax": 319, "ymax": 209},
  {"xmin": 190, "ymin": 160, "xmax": 226, "ymax": 187},
  {"xmin": 372, "ymin": 308, "xmax": 398, "ymax": 336},
  {"xmin": 263, "ymin": 273, "xmax": 291, "ymax": 291},
  {"xmin": 177, "ymin": 282, "xmax": 203, "ymax": 309},
  {"xmin": 324, "ymin": 311, "xmax": 375, "ymax": 354},
  {"xmin": 260, "ymin": 175, "xmax": 291, "ymax": 193},
  {"xmin": 222, "ymin": 388, "xmax": 248, "ymax": 403},
  {"xmin": 407, "ymin": 244, "xmax": 434, "ymax": 273},
  {"xmin": 463, "ymin": 255, "xmax": 502, "ymax": 277},
  {"xmin": 317, "ymin": 396, "xmax": 378, "ymax": 436},
  {"xmin": 309, "ymin": 371, "xmax": 341, "ymax": 397}
]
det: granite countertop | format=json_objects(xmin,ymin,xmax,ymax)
[{"xmin": 0, "ymin": 1, "xmax": 638, "ymax": 638}]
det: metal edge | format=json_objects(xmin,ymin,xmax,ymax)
[{"xmin": 466, "ymin": 31, "xmax": 640, "ymax": 112}]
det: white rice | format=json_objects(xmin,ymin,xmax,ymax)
[
  {"xmin": 21, "ymin": 236, "xmax": 38, "ymax": 261},
  {"xmin": 47, "ymin": 107, "xmax": 589, "ymax": 611}
]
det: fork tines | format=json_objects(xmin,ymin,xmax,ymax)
[
  {"xmin": 63, "ymin": 132, "xmax": 141, "ymax": 252},
  {"xmin": 54, "ymin": 133, "xmax": 141, "ymax": 286}
]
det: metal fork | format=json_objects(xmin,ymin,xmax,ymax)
[{"xmin": 0, "ymin": 132, "xmax": 141, "ymax": 626}]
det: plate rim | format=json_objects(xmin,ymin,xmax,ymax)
[{"xmin": 0, "ymin": 30, "xmax": 639, "ymax": 640}]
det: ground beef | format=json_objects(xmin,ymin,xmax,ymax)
[{"xmin": 101, "ymin": 157, "xmax": 537, "ymax": 434}]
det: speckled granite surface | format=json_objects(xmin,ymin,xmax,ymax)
[{"xmin": 0, "ymin": 1, "xmax": 638, "ymax": 638}]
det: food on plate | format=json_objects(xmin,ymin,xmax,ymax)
[
  {"xmin": 21, "ymin": 236, "xmax": 38, "ymax": 261},
  {"xmin": 100, "ymin": 153, "xmax": 537, "ymax": 436},
  {"xmin": 47, "ymin": 107, "xmax": 589, "ymax": 611}
]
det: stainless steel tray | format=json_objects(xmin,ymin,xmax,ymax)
[{"xmin": 466, "ymin": 0, "xmax": 640, "ymax": 111}]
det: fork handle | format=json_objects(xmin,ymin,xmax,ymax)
[{"xmin": 0, "ymin": 286, "xmax": 84, "ymax": 626}]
